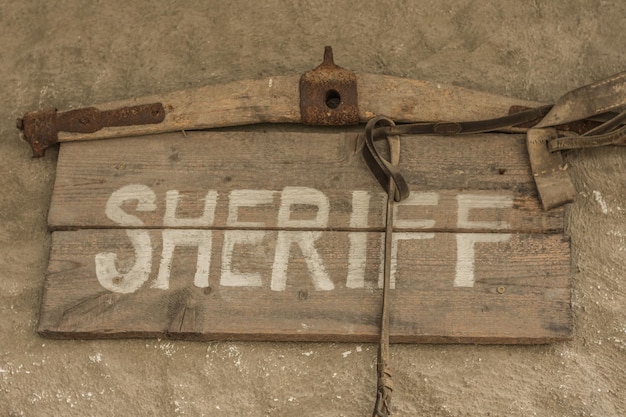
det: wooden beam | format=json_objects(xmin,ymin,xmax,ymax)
[{"xmin": 52, "ymin": 74, "xmax": 542, "ymax": 143}]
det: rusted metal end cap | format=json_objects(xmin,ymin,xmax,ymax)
[
  {"xmin": 16, "ymin": 103, "xmax": 166, "ymax": 158},
  {"xmin": 17, "ymin": 108, "xmax": 58, "ymax": 158},
  {"xmin": 299, "ymin": 46, "xmax": 359, "ymax": 126}
]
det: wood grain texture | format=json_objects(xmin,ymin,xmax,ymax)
[
  {"xmin": 41, "ymin": 130, "xmax": 572, "ymax": 343},
  {"xmin": 55, "ymin": 73, "xmax": 543, "ymax": 143},
  {"xmin": 48, "ymin": 130, "xmax": 564, "ymax": 232},
  {"xmin": 39, "ymin": 229, "xmax": 571, "ymax": 343},
  {"xmin": 357, "ymin": 73, "xmax": 542, "ymax": 123}
]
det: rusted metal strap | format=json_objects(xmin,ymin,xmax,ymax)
[
  {"xmin": 299, "ymin": 46, "xmax": 359, "ymax": 126},
  {"xmin": 17, "ymin": 103, "xmax": 165, "ymax": 157}
]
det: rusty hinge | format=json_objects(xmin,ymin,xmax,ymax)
[
  {"xmin": 16, "ymin": 103, "xmax": 165, "ymax": 157},
  {"xmin": 299, "ymin": 46, "xmax": 359, "ymax": 126}
]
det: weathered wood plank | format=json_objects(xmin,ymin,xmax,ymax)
[
  {"xmin": 39, "ymin": 229, "xmax": 571, "ymax": 343},
  {"xmin": 48, "ymin": 131, "xmax": 564, "ymax": 232}
]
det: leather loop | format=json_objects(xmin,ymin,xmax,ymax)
[{"xmin": 361, "ymin": 117, "xmax": 410, "ymax": 202}]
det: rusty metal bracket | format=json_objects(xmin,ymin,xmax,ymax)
[
  {"xmin": 16, "ymin": 103, "xmax": 165, "ymax": 157},
  {"xmin": 299, "ymin": 46, "xmax": 359, "ymax": 126}
]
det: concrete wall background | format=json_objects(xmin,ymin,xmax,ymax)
[{"xmin": 1, "ymin": 1, "xmax": 625, "ymax": 415}]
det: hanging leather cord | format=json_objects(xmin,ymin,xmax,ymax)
[
  {"xmin": 373, "ymin": 174, "xmax": 395, "ymax": 417},
  {"xmin": 361, "ymin": 117, "xmax": 404, "ymax": 417}
]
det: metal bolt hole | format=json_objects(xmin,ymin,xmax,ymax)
[{"xmin": 325, "ymin": 89, "xmax": 341, "ymax": 109}]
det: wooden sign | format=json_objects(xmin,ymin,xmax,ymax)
[{"xmin": 39, "ymin": 130, "xmax": 572, "ymax": 343}]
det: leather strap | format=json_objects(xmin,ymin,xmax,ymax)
[
  {"xmin": 547, "ymin": 109, "xmax": 626, "ymax": 151},
  {"xmin": 582, "ymin": 108, "xmax": 626, "ymax": 136},
  {"xmin": 371, "ymin": 127, "xmax": 400, "ymax": 417},
  {"xmin": 369, "ymin": 105, "xmax": 553, "ymax": 141},
  {"xmin": 548, "ymin": 124, "xmax": 626, "ymax": 151}
]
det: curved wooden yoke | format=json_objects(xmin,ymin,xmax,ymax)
[{"xmin": 17, "ymin": 47, "xmax": 543, "ymax": 158}]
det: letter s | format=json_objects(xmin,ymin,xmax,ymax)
[{"xmin": 95, "ymin": 230, "xmax": 152, "ymax": 293}]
